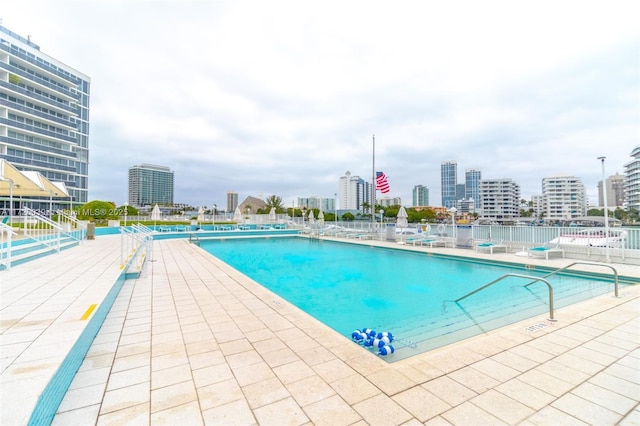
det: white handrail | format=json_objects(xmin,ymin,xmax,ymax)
[{"xmin": 1, "ymin": 221, "xmax": 17, "ymax": 270}]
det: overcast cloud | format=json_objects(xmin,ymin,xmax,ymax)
[{"xmin": 2, "ymin": 1, "xmax": 638, "ymax": 208}]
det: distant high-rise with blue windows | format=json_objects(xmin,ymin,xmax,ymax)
[
  {"xmin": 465, "ymin": 168, "xmax": 482, "ymax": 207},
  {"xmin": 0, "ymin": 24, "xmax": 91, "ymax": 207},
  {"xmin": 128, "ymin": 164, "xmax": 174, "ymax": 207},
  {"xmin": 412, "ymin": 184, "xmax": 429, "ymax": 206},
  {"xmin": 441, "ymin": 161, "xmax": 457, "ymax": 208}
]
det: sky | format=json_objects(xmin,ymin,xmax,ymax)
[{"xmin": 2, "ymin": 1, "xmax": 639, "ymax": 209}]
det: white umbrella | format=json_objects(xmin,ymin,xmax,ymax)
[
  {"xmin": 151, "ymin": 204, "xmax": 161, "ymax": 228},
  {"xmin": 308, "ymin": 209, "xmax": 315, "ymax": 225},
  {"xmin": 234, "ymin": 206, "xmax": 242, "ymax": 223},
  {"xmin": 197, "ymin": 206, "xmax": 205, "ymax": 224},
  {"xmin": 318, "ymin": 210, "xmax": 325, "ymax": 226},
  {"xmin": 269, "ymin": 207, "xmax": 276, "ymax": 222},
  {"xmin": 397, "ymin": 206, "xmax": 409, "ymax": 229}
]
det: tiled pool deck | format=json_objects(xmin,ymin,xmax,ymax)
[{"xmin": 1, "ymin": 235, "xmax": 638, "ymax": 425}]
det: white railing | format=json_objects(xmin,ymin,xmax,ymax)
[
  {"xmin": 1, "ymin": 220, "xmax": 17, "ymax": 270},
  {"xmin": 56, "ymin": 210, "xmax": 87, "ymax": 242},
  {"xmin": 120, "ymin": 223, "xmax": 153, "ymax": 269},
  {"xmin": 22, "ymin": 207, "xmax": 63, "ymax": 253},
  {"xmin": 315, "ymin": 221, "xmax": 640, "ymax": 265}
]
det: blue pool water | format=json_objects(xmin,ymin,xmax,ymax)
[{"xmin": 201, "ymin": 237, "xmax": 618, "ymax": 361}]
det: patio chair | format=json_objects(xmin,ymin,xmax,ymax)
[
  {"xmin": 527, "ymin": 242, "xmax": 564, "ymax": 260},
  {"xmin": 475, "ymin": 239, "xmax": 508, "ymax": 254}
]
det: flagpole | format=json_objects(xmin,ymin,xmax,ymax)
[{"xmin": 372, "ymin": 134, "xmax": 376, "ymax": 225}]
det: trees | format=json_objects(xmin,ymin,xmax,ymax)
[{"xmin": 263, "ymin": 195, "xmax": 286, "ymax": 214}]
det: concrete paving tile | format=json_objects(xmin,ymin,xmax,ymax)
[
  {"xmin": 231, "ymin": 360, "xmax": 276, "ymax": 387},
  {"xmin": 494, "ymin": 378, "xmax": 556, "ymax": 410},
  {"xmin": 552, "ymin": 351, "xmax": 607, "ymax": 376},
  {"xmin": 285, "ymin": 375, "xmax": 336, "ymax": 407},
  {"xmin": 470, "ymin": 389, "xmax": 534, "ymax": 424},
  {"xmin": 524, "ymin": 405, "xmax": 589, "ymax": 425},
  {"xmin": 53, "ymin": 404, "xmax": 101, "ymax": 426},
  {"xmin": 225, "ymin": 349, "xmax": 263, "ymax": 369},
  {"xmin": 353, "ymin": 393, "xmax": 413, "ymax": 425},
  {"xmin": 97, "ymin": 402, "xmax": 150, "ymax": 426},
  {"xmin": 272, "ymin": 360, "xmax": 317, "ymax": 385},
  {"xmin": 571, "ymin": 381, "xmax": 637, "ymax": 415},
  {"xmin": 567, "ymin": 345, "xmax": 619, "ymax": 366},
  {"xmin": 448, "ymin": 366, "xmax": 500, "ymax": 394},
  {"xmin": 151, "ymin": 363, "xmax": 192, "ymax": 390},
  {"xmin": 535, "ymin": 359, "xmax": 591, "ymax": 385},
  {"xmin": 517, "ymin": 369, "xmax": 574, "ymax": 397},
  {"xmin": 67, "ymin": 366, "xmax": 111, "ymax": 390},
  {"xmin": 197, "ymin": 378, "xmax": 244, "ymax": 411},
  {"xmin": 253, "ymin": 396, "xmax": 309, "ymax": 426},
  {"xmin": 111, "ymin": 351, "xmax": 151, "ymax": 373},
  {"xmin": 619, "ymin": 407, "xmax": 640, "ymax": 426},
  {"xmin": 421, "ymin": 375, "xmax": 478, "ymax": 407},
  {"xmin": 151, "ymin": 349, "xmax": 189, "ymax": 372},
  {"xmin": 330, "ymin": 373, "xmax": 381, "ymax": 405},
  {"xmin": 303, "ymin": 394, "xmax": 362, "ymax": 425},
  {"xmin": 470, "ymin": 357, "xmax": 520, "ymax": 383},
  {"xmin": 192, "ymin": 363, "xmax": 234, "ymax": 388},
  {"xmin": 150, "ymin": 379, "xmax": 198, "ymax": 413},
  {"xmin": 552, "ymin": 392, "xmax": 623, "ymax": 425},
  {"xmin": 489, "ymin": 350, "xmax": 539, "ymax": 373},
  {"xmin": 423, "ymin": 415, "xmax": 454, "ymax": 425},
  {"xmin": 57, "ymin": 382, "xmax": 107, "ymax": 412},
  {"xmin": 441, "ymin": 400, "xmax": 506, "ymax": 426},
  {"xmin": 150, "ymin": 400, "xmax": 203, "ymax": 425},
  {"xmin": 107, "ymin": 365, "xmax": 150, "ymax": 391},
  {"xmin": 367, "ymin": 366, "xmax": 417, "ymax": 396},
  {"xmin": 589, "ymin": 371, "xmax": 640, "ymax": 400},
  {"xmin": 312, "ymin": 358, "xmax": 358, "ymax": 383},
  {"xmin": 201, "ymin": 399, "xmax": 257, "ymax": 426},
  {"xmin": 242, "ymin": 376, "xmax": 291, "ymax": 409},
  {"xmin": 392, "ymin": 385, "xmax": 451, "ymax": 422},
  {"xmin": 603, "ymin": 362, "xmax": 640, "ymax": 384},
  {"xmin": 100, "ymin": 381, "xmax": 151, "ymax": 415}
]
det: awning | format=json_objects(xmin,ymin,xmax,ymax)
[{"xmin": 0, "ymin": 159, "xmax": 47, "ymax": 197}]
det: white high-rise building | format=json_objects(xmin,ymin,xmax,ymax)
[
  {"xmin": 338, "ymin": 171, "xmax": 372, "ymax": 211},
  {"xmin": 542, "ymin": 175, "xmax": 586, "ymax": 220},
  {"xmin": 0, "ymin": 24, "xmax": 91, "ymax": 208},
  {"xmin": 478, "ymin": 178, "xmax": 521, "ymax": 220},
  {"xmin": 624, "ymin": 146, "xmax": 640, "ymax": 210}
]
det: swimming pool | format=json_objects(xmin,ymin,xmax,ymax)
[{"xmin": 200, "ymin": 237, "xmax": 621, "ymax": 361}]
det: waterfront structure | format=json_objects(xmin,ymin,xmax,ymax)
[
  {"xmin": 598, "ymin": 173, "xmax": 625, "ymax": 208},
  {"xmin": 478, "ymin": 178, "xmax": 521, "ymax": 221},
  {"xmin": 227, "ymin": 191, "xmax": 238, "ymax": 213},
  {"xmin": 624, "ymin": 146, "xmax": 640, "ymax": 210},
  {"xmin": 127, "ymin": 164, "xmax": 174, "ymax": 207},
  {"xmin": 413, "ymin": 185, "xmax": 429, "ymax": 207},
  {"xmin": 441, "ymin": 161, "xmax": 457, "ymax": 208},
  {"xmin": 542, "ymin": 175, "xmax": 586, "ymax": 220},
  {"xmin": 0, "ymin": 24, "xmax": 91, "ymax": 208},
  {"xmin": 465, "ymin": 169, "xmax": 481, "ymax": 209},
  {"xmin": 338, "ymin": 171, "xmax": 372, "ymax": 211}
]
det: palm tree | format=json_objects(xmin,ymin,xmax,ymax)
[{"xmin": 264, "ymin": 195, "xmax": 286, "ymax": 213}]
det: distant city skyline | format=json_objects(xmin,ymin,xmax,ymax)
[{"xmin": 2, "ymin": 4, "xmax": 637, "ymax": 209}]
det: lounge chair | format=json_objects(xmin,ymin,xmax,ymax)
[
  {"xmin": 475, "ymin": 239, "xmax": 508, "ymax": 254},
  {"xmin": 527, "ymin": 242, "xmax": 564, "ymax": 260},
  {"xmin": 406, "ymin": 235, "xmax": 446, "ymax": 247}
]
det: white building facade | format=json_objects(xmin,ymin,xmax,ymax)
[
  {"xmin": 478, "ymin": 178, "xmax": 521, "ymax": 220},
  {"xmin": 542, "ymin": 175, "xmax": 586, "ymax": 220},
  {"xmin": 338, "ymin": 171, "xmax": 372, "ymax": 211},
  {"xmin": 0, "ymin": 24, "xmax": 91, "ymax": 208},
  {"xmin": 624, "ymin": 146, "xmax": 640, "ymax": 210}
]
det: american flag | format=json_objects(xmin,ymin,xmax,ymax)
[{"xmin": 376, "ymin": 171, "xmax": 390, "ymax": 194}]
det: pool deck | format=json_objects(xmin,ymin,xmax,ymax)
[{"xmin": 1, "ymin": 235, "xmax": 638, "ymax": 425}]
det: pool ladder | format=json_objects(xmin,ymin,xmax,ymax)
[
  {"xmin": 442, "ymin": 262, "xmax": 620, "ymax": 323},
  {"xmin": 188, "ymin": 233, "xmax": 201, "ymax": 246}
]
